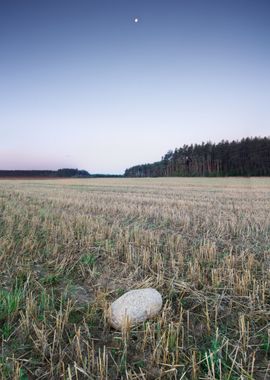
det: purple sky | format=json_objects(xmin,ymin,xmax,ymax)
[{"xmin": 1, "ymin": 0, "xmax": 270, "ymax": 174}]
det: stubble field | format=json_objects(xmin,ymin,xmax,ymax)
[{"xmin": 0, "ymin": 177, "xmax": 269, "ymax": 379}]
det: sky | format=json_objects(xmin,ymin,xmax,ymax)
[{"xmin": 0, "ymin": 0, "xmax": 270, "ymax": 174}]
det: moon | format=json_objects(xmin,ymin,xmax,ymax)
[{"xmin": 134, "ymin": 18, "xmax": 139, "ymax": 23}]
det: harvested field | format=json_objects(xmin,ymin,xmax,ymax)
[{"xmin": 0, "ymin": 177, "xmax": 269, "ymax": 379}]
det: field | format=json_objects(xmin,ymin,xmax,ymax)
[{"xmin": 0, "ymin": 177, "xmax": 269, "ymax": 379}]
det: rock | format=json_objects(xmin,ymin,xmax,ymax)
[
  {"xmin": 64, "ymin": 285, "xmax": 91, "ymax": 307},
  {"xmin": 108, "ymin": 288, "xmax": 162, "ymax": 330}
]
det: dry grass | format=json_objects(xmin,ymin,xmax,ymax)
[{"xmin": 0, "ymin": 177, "xmax": 269, "ymax": 379}]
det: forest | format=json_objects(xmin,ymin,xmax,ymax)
[{"xmin": 125, "ymin": 137, "xmax": 270, "ymax": 177}]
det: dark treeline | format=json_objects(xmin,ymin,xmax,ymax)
[
  {"xmin": 90, "ymin": 174, "xmax": 123, "ymax": 178},
  {"xmin": 125, "ymin": 137, "xmax": 270, "ymax": 177},
  {"xmin": 0, "ymin": 168, "xmax": 90, "ymax": 178}
]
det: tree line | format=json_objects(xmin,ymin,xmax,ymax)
[
  {"xmin": 124, "ymin": 137, "xmax": 270, "ymax": 177},
  {"xmin": 0, "ymin": 168, "xmax": 90, "ymax": 178}
]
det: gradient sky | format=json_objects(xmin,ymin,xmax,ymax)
[{"xmin": 1, "ymin": 0, "xmax": 270, "ymax": 173}]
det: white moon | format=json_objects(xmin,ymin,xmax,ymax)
[{"xmin": 134, "ymin": 18, "xmax": 139, "ymax": 23}]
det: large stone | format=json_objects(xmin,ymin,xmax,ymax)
[{"xmin": 108, "ymin": 288, "xmax": 162, "ymax": 330}]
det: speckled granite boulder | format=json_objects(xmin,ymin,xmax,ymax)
[{"xmin": 108, "ymin": 288, "xmax": 162, "ymax": 330}]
